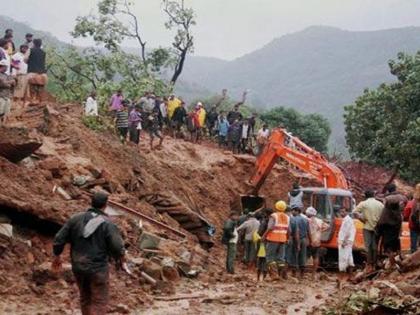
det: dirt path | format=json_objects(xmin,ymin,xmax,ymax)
[{"xmin": 139, "ymin": 270, "xmax": 337, "ymax": 315}]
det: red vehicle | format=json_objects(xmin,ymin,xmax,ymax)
[{"xmin": 244, "ymin": 128, "xmax": 410, "ymax": 253}]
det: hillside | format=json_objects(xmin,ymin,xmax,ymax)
[{"xmin": 181, "ymin": 26, "xmax": 420, "ymax": 151}]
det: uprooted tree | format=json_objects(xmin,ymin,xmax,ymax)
[
  {"xmin": 260, "ymin": 107, "xmax": 331, "ymax": 153},
  {"xmin": 344, "ymin": 52, "xmax": 420, "ymax": 182},
  {"xmin": 72, "ymin": 0, "xmax": 195, "ymax": 85}
]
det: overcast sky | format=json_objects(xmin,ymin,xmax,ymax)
[{"xmin": 4, "ymin": 0, "xmax": 420, "ymax": 60}]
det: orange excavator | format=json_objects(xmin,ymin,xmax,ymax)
[{"xmin": 244, "ymin": 128, "xmax": 410, "ymax": 253}]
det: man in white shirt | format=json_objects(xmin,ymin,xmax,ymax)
[
  {"xmin": 12, "ymin": 44, "xmax": 29, "ymax": 100},
  {"xmin": 85, "ymin": 91, "xmax": 98, "ymax": 116},
  {"xmin": 257, "ymin": 124, "xmax": 270, "ymax": 155},
  {"xmin": 0, "ymin": 39, "xmax": 11, "ymax": 75},
  {"xmin": 240, "ymin": 120, "xmax": 250, "ymax": 153},
  {"xmin": 338, "ymin": 207, "xmax": 355, "ymax": 287}
]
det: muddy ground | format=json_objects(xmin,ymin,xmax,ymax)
[{"xmin": 0, "ymin": 101, "xmax": 417, "ymax": 314}]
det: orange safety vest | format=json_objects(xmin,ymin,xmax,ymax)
[{"xmin": 266, "ymin": 212, "xmax": 289, "ymax": 243}]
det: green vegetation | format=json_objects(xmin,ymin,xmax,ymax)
[
  {"xmin": 344, "ymin": 52, "xmax": 420, "ymax": 182},
  {"xmin": 47, "ymin": 46, "xmax": 169, "ymax": 107},
  {"xmin": 260, "ymin": 107, "xmax": 331, "ymax": 153},
  {"xmin": 72, "ymin": 0, "xmax": 195, "ymax": 85}
]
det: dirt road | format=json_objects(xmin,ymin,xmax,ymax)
[{"xmin": 140, "ymin": 269, "xmax": 337, "ymax": 315}]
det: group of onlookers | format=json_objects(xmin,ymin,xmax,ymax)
[
  {"xmin": 0, "ymin": 28, "xmax": 47, "ymax": 127},
  {"xmin": 223, "ymin": 182, "xmax": 420, "ymax": 283},
  {"xmin": 85, "ymin": 88, "xmax": 272, "ymax": 152}
]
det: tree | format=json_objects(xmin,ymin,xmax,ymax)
[
  {"xmin": 72, "ymin": 0, "xmax": 195, "ymax": 84},
  {"xmin": 344, "ymin": 52, "xmax": 420, "ymax": 182},
  {"xmin": 73, "ymin": 0, "xmax": 148, "ymax": 61},
  {"xmin": 163, "ymin": 0, "xmax": 196, "ymax": 85},
  {"xmin": 47, "ymin": 46, "xmax": 169, "ymax": 106},
  {"xmin": 260, "ymin": 107, "xmax": 331, "ymax": 153}
]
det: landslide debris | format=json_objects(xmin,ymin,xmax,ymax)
[{"xmin": 0, "ymin": 101, "xmax": 302, "ymax": 313}]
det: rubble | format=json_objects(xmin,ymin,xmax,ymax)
[{"xmin": 0, "ymin": 101, "xmax": 417, "ymax": 314}]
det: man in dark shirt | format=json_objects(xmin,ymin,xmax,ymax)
[
  {"xmin": 171, "ymin": 101, "xmax": 187, "ymax": 138},
  {"xmin": 27, "ymin": 38, "xmax": 46, "ymax": 74},
  {"xmin": 53, "ymin": 192, "xmax": 125, "ymax": 315},
  {"xmin": 26, "ymin": 38, "xmax": 47, "ymax": 104}
]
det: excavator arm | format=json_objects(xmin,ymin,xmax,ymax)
[{"xmin": 249, "ymin": 128, "xmax": 348, "ymax": 194}]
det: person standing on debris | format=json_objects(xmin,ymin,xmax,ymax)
[
  {"xmin": 196, "ymin": 102, "xmax": 206, "ymax": 140},
  {"xmin": 222, "ymin": 212, "xmax": 239, "ymax": 274},
  {"xmin": 206, "ymin": 105, "xmax": 219, "ymax": 137},
  {"xmin": 227, "ymin": 90, "xmax": 247, "ymax": 124},
  {"xmin": 289, "ymin": 206, "xmax": 311, "ymax": 278},
  {"xmin": 148, "ymin": 110, "xmax": 164, "ymax": 150},
  {"xmin": 11, "ymin": 44, "xmax": 29, "ymax": 101},
  {"xmin": 306, "ymin": 207, "xmax": 329, "ymax": 278},
  {"xmin": 263, "ymin": 200, "xmax": 289, "ymax": 279},
  {"xmin": 256, "ymin": 124, "xmax": 270, "ymax": 155},
  {"xmin": 0, "ymin": 38, "xmax": 11, "ymax": 75},
  {"xmin": 217, "ymin": 111, "xmax": 230, "ymax": 147},
  {"xmin": 171, "ymin": 100, "xmax": 187, "ymax": 138},
  {"xmin": 128, "ymin": 104, "xmax": 142, "ymax": 146},
  {"xmin": 52, "ymin": 192, "xmax": 125, "ymax": 315},
  {"xmin": 167, "ymin": 94, "xmax": 181, "ymax": 121},
  {"xmin": 115, "ymin": 101, "xmax": 129, "ymax": 144},
  {"xmin": 403, "ymin": 184, "xmax": 420, "ymax": 253},
  {"xmin": 338, "ymin": 207, "xmax": 355, "ymax": 282},
  {"xmin": 288, "ymin": 183, "xmax": 303, "ymax": 210},
  {"xmin": 353, "ymin": 189, "xmax": 384, "ymax": 271},
  {"xmin": 85, "ymin": 91, "xmax": 98, "ymax": 117},
  {"xmin": 240, "ymin": 119, "xmax": 251, "ymax": 153},
  {"xmin": 0, "ymin": 59, "xmax": 15, "ymax": 127},
  {"xmin": 109, "ymin": 89, "xmax": 123, "ymax": 114},
  {"xmin": 26, "ymin": 39, "xmax": 47, "ymax": 104},
  {"xmin": 237, "ymin": 213, "xmax": 260, "ymax": 268},
  {"xmin": 252, "ymin": 215, "xmax": 267, "ymax": 282},
  {"xmin": 376, "ymin": 183, "xmax": 408, "ymax": 267},
  {"xmin": 228, "ymin": 119, "xmax": 242, "ymax": 154}
]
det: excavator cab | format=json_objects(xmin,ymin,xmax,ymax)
[{"xmin": 301, "ymin": 188, "xmax": 355, "ymax": 243}]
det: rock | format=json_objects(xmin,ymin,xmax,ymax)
[
  {"xmin": 0, "ymin": 223, "xmax": 13, "ymax": 238},
  {"xmin": 142, "ymin": 259, "xmax": 162, "ymax": 280},
  {"xmin": 162, "ymin": 266, "xmax": 180, "ymax": 282},
  {"xmin": 32, "ymin": 262, "xmax": 73, "ymax": 285},
  {"xmin": 138, "ymin": 232, "xmax": 161, "ymax": 250},
  {"xmin": 112, "ymin": 303, "xmax": 130, "ymax": 314}
]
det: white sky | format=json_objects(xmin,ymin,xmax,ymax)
[{"xmin": 4, "ymin": 0, "xmax": 420, "ymax": 60}]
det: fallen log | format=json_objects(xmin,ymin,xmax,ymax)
[
  {"xmin": 83, "ymin": 192, "xmax": 187, "ymax": 238},
  {"xmin": 154, "ymin": 294, "xmax": 206, "ymax": 301}
]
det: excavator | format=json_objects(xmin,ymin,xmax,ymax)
[{"xmin": 241, "ymin": 128, "xmax": 410, "ymax": 255}]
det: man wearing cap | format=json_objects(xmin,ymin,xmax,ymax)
[
  {"xmin": 52, "ymin": 192, "xmax": 125, "ymax": 315},
  {"xmin": 262, "ymin": 200, "xmax": 290, "ymax": 279},
  {"xmin": 0, "ymin": 59, "xmax": 16, "ymax": 126},
  {"xmin": 289, "ymin": 206, "xmax": 311, "ymax": 278},
  {"xmin": 306, "ymin": 207, "xmax": 329, "ymax": 278}
]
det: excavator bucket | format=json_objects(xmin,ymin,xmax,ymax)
[{"xmin": 231, "ymin": 194, "xmax": 266, "ymax": 214}]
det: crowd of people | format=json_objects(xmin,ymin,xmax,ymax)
[
  {"xmin": 223, "ymin": 182, "xmax": 420, "ymax": 284},
  {"xmin": 84, "ymin": 88, "xmax": 272, "ymax": 152},
  {"xmin": 0, "ymin": 28, "xmax": 47, "ymax": 126}
]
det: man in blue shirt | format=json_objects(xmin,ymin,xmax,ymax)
[{"xmin": 288, "ymin": 206, "xmax": 311, "ymax": 278}]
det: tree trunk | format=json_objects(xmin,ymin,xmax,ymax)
[{"xmin": 171, "ymin": 49, "xmax": 187, "ymax": 85}]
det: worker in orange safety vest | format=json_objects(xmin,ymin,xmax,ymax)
[{"xmin": 262, "ymin": 200, "xmax": 290, "ymax": 279}]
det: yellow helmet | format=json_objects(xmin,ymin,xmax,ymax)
[{"xmin": 275, "ymin": 200, "xmax": 287, "ymax": 212}]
